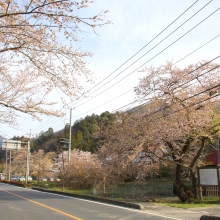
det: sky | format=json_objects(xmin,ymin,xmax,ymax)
[{"xmin": 1, "ymin": 0, "xmax": 220, "ymax": 139}]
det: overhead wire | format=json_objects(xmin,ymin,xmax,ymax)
[
  {"xmin": 140, "ymin": 92, "xmax": 220, "ymax": 125},
  {"xmin": 58, "ymin": 61, "xmax": 220, "ymax": 127},
  {"xmin": 123, "ymin": 56, "xmax": 220, "ymax": 114},
  {"xmin": 113, "ymin": 97, "xmax": 152, "ymax": 113},
  {"xmin": 51, "ymin": 88, "xmax": 134, "ymax": 131},
  {"xmin": 124, "ymin": 82, "xmax": 220, "ymax": 120},
  {"xmin": 81, "ymin": 0, "xmax": 213, "ymax": 98},
  {"xmin": 51, "ymin": 58, "xmax": 220, "ymax": 131},
  {"xmin": 62, "ymin": 5, "xmax": 220, "ymax": 123},
  {"xmin": 161, "ymin": 92, "xmax": 220, "ymax": 120},
  {"xmin": 32, "ymin": 2, "xmax": 219, "ymax": 135},
  {"xmin": 173, "ymin": 34, "xmax": 220, "ymax": 65},
  {"xmin": 33, "ymin": 32, "xmax": 219, "ymax": 135},
  {"xmin": 113, "ymin": 39, "xmax": 220, "ymax": 113},
  {"xmin": 67, "ymin": 0, "xmax": 200, "ymax": 106},
  {"xmin": 33, "ymin": 34, "xmax": 219, "ymax": 136},
  {"xmin": 138, "ymin": 71, "xmax": 220, "ymax": 119},
  {"xmin": 52, "ymin": 56, "xmax": 220, "ymax": 132},
  {"xmin": 70, "ymin": 1, "xmax": 214, "ymax": 110},
  {"xmin": 32, "ymin": 1, "xmax": 201, "ymax": 134}
]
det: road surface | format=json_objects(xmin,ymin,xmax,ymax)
[{"xmin": 0, "ymin": 183, "xmax": 185, "ymax": 220}]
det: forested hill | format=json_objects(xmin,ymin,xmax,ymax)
[{"xmin": 31, "ymin": 111, "xmax": 117, "ymax": 153}]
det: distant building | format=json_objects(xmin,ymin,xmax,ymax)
[{"xmin": 206, "ymin": 150, "xmax": 220, "ymax": 165}]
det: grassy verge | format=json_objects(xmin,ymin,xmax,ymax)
[
  {"xmin": 31, "ymin": 181, "xmax": 219, "ymax": 209},
  {"xmin": 31, "ymin": 181, "xmax": 94, "ymax": 195},
  {"xmin": 44, "ymin": 186, "xmax": 93, "ymax": 195},
  {"xmin": 153, "ymin": 196, "xmax": 220, "ymax": 208}
]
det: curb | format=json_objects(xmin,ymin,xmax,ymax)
[
  {"xmin": 200, "ymin": 216, "xmax": 220, "ymax": 220},
  {"xmin": 32, "ymin": 187, "xmax": 144, "ymax": 210}
]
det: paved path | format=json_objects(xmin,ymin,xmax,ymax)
[
  {"xmin": 139, "ymin": 202, "xmax": 220, "ymax": 220},
  {"xmin": 0, "ymin": 183, "xmax": 194, "ymax": 220}
]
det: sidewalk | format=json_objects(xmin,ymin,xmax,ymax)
[{"xmin": 139, "ymin": 202, "xmax": 220, "ymax": 220}]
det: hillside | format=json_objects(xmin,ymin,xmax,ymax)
[{"xmin": 32, "ymin": 111, "xmax": 117, "ymax": 153}]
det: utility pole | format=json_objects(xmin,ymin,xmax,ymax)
[
  {"xmin": 9, "ymin": 150, "xmax": 11, "ymax": 182},
  {"xmin": 25, "ymin": 141, "xmax": 30, "ymax": 184},
  {"xmin": 68, "ymin": 108, "xmax": 72, "ymax": 170},
  {"xmin": 25, "ymin": 130, "xmax": 31, "ymax": 184},
  {"xmin": 5, "ymin": 150, "xmax": 7, "ymax": 180}
]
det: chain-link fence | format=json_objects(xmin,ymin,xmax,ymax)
[
  {"xmin": 92, "ymin": 184, "xmax": 174, "ymax": 202},
  {"xmin": 37, "ymin": 181, "xmax": 174, "ymax": 202}
]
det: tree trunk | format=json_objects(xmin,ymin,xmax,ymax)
[
  {"xmin": 189, "ymin": 169, "xmax": 198, "ymax": 199},
  {"xmin": 173, "ymin": 164, "xmax": 194, "ymax": 202}
]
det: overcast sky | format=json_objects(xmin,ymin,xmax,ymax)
[{"xmin": 2, "ymin": 0, "xmax": 220, "ymax": 138}]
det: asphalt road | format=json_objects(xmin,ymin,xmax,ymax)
[{"xmin": 0, "ymin": 183, "xmax": 184, "ymax": 220}]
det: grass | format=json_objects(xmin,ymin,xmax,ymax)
[
  {"xmin": 153, "ymin": 196, "xmax": 220, "ymax": 209},
  {"xmin": 49, "ymin": 187, "xmax": 93, "ymax": 195},
  {"xmin": 31, "ymin": 180, "xmax": 220, "ymax": 209}
]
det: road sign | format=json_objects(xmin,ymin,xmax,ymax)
[{"xmin": 1, "ymin": 140, "xmax": 21, "ymax": 150}]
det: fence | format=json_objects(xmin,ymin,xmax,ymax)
[
  {"xmin": 202, "ymin": 186, "xmax": 219, "ymax": 196},
  {"xmin": 92, "ymin": 184, "xmax": 174, "ymax": 202}
]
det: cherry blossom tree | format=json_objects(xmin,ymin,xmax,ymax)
[
  {"xmin": 29, "ymin": 150, "xmax": 54, "ymax": 185},
  {"xmin": 99, "ymin": 61, "xmax": 220, "ymax": 202},
  {"xmin": 10, "ymin": 148, "xmax": 27, "ymax": 175},
  {"xmin": 0, "ymin": 0, "xmax": 109, "ymax": 126},
  {"xmin": 55, "ymin": 149, "xmax": 104, "ymax": 188},
  {"xmin": 134, "ymin": 61, "xmax": 220, "ymax": 201}
]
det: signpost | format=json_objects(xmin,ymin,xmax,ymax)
[
  {"xmin": 198, "ymin": 166, "xmax": 220, "ymax": 202},
  {"xmin": 0, "ymin": 140, "xmax": 29, "ymax": 184},
  {"xmin": 199, "ymin": 168, "xmax": 218, "ymax": 186},
  {"xmin": 2, "ymin": 140, "xmax": 21, "ymax": 150}
]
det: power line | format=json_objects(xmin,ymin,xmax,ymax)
[
  {"xmin": 32, "ymin": 1, "xmax": 201, "ymax": 134},
  {"xmin": 113, "ymin": 97, "xmax": 152, "ymax": 113},
  {"xmin": 141, "ymin": 76, "xmax": 220, "ymax": 119},
  {"xmin": 111, "ymin": 36, "xmax": 220, "ymax": 113},
  {"xmin": 124, "ymin": 56, "xmax": 220, "ymax": 112},
  {"xmin": 48, "ymin": 58, "xmax": 220, "ymax": 133},
  {"xmin": 72, "ymin": 6, "xmax": 219, "ymax": 110},
  {"xmin": 33, "ymin": 33, "xmax": 220, "ymax": 135},
  {"xmin": 69, "ymin": 0, "xmax": 200, "ymax": 105},
  {"xmin": 174, "ymin": 34, "xmax": 220, "ymax": 65},
  {"xmin": 71, "ymin": 1, "xmax": 213, "ymax": 110},
  {"xmin": 163, "ymin": 92, "xmax": 220, "ymax": 119},
  {"xmin": 72, "ymin": 89, "xmax": 134, "ymax": 118},
  {"xmin": 33, "ymin": 27, "xmax": 220, "ymax": 135},
  {"xmin": 32, "ymin": 3, "xmax": 219, "ymax": 135}
]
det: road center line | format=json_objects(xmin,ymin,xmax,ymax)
[{"xmin": 0, "ymin": 189, "xmax": 82, "ymax": 220}]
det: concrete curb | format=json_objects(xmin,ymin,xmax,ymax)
[
  {"xmin": 200, "ymin": 216, "xmax": 220, "ymax": 220},
  {"xmin": 31, "ymin": 186, "xmax": 144, "ymax": 210}
]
